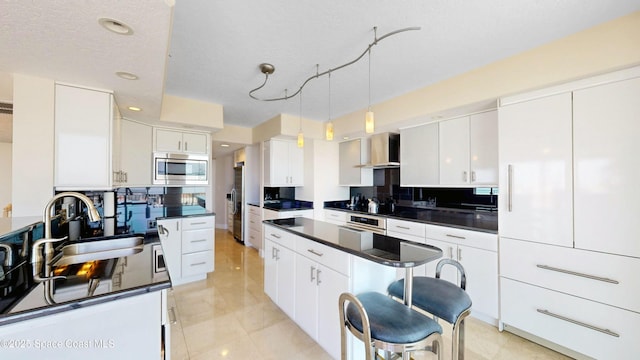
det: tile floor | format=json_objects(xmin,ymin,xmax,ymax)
[{"xmin": 168, "ymin": 229, "xmax": 571, "ymax": 360}]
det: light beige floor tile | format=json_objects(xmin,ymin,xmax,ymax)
[
  {"xmin": 248, "ymin": 318, "xmax": 318, "ymax": 359},
  {"xmin": 182, "ymin": 312, "xmax": 250, "ymax": 358},
  {"xmin": 189, "ymin": 334, "xmax": 264, "ymax": 360}
]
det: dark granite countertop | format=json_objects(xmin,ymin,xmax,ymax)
[
  {"xmin": 263, "ymin": 199, "xmax": 313, "ymax": 212},
  {"xmin": 247, "ymin": 202, "xmax": 260, "ymax": 207},
  {"xmin": 264, "ymin": 217, "xmax": 442, "ymax": 268},
  {"xmin": 0, "ymin": 234, "xmax": 170, "ymax": 327},
  {"xmin": 324, "ymin": 202, "xmax": 497, "ymax": 233}
]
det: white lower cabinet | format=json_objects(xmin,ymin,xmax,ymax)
[
  {"xmin": 158, "ymin": 216, "xmax": 215, "ymax": 286},
  {"xmin": 264, "ymin": 237, "xmax": 296, "ymax": 320},
  {"xmin": 323, "ymin": 209, "xmax": 347, "ymax": 226}
]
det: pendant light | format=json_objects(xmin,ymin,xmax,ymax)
[
  {"xmin": 365, "ymin": 45, "xmax": 375, "ymax": 134},
  {"xmin": 298, "ymin": 89, "xmax": 304, "ymax": 148},
  {"xmin": 326, "ymin": 71, "xmax": 334, "ymax": 141}
]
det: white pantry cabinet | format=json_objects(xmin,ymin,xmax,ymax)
[
  {"xmin": 116, "ymin": 119, "xmax": 152, "ymax": 186},
  {"xmin": 54, "ymin": 84, "xmax": 114, "ymax": 189},
  {"xmin": 498, "ymin": 93, "xmax": 574, "ymax": 247},
  {"xmin": 400, "ymin": 123, "xmax": 438, "ymax": 186},
  {"xmin": 339, "ymin": 138, "xmax": 373, "ymax": 186},
  {"xmin": 154, "ymin": 128, "xmax": 209, "ymax": 154},
  {"xmin": 572, "ymin": 77, "xmax": 640, "ymax": 258},
  {"xmin": 263, "ymin": 139, "xmax": 304, "ymax": 186}
]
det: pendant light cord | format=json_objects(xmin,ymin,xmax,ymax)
[{"xmin": 249, "ymin": 26, "xmax": 421, "ymax": 101}]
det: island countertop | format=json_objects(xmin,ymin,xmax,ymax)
[{"xmin": 263, "ymin": 217, "xmax": 442, "ymax": 268}]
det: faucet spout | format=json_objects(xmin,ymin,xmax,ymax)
[{"xmin": 42, "ymin": 192, "xmax": 101, "ymax": 238}]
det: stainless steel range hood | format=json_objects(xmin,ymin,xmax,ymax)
[{"xmin": 366, "ymin": 132, "xmax": 400, "ymax": 168}]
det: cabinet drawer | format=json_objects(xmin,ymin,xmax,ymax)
[
  {"xmin": 501, "ymin": 278, "xmax": 640, "ymax": 359},
  {"xmin": 248, "ymin": 228, "xmax": 261, "ymax": 247},
  {"xmin": 181, "ymin": 216, "xmax": 214, "ymax": 230},
  {"xmin": 248, "ymin": 213, "xmax": 262, "ymax": 231},
  {"xmin": 500, "ymin": 238, "xmax": 640, "ymax": 313},
  {"xmin": 296, "ymin": 236, "xmax": 350, "ymax": 276},
  {"xmin": 248, "ymin": 205, "xmax": 261, "ymax": 216},
  {"xmin": 324, "ymin": 210, "xmax": 347, "ymax": 224},
  {"xmin": 181, "ymin": 251, "xmax": 213, "ymax": 277},
  {"xmin": 264, "ymin": 225, "xmax": 295, "ymax": 249},
  {"xmin": 182, "ymin": 228, "xmax": 213, "ymax": 254},
  {"xmin": 425, "ymin": 224, "xmax": 497, "ymax": 252},
  {"xmin": 387, "ymin": 219, "xmax": 426, "ymax": 239}
]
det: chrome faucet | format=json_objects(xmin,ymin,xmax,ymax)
[{"xmin": 31, "ymin": 192, "xmax": 101, "ymax": 304}]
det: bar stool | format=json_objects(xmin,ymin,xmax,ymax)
[
  {"xmin": 339, "ymin": 291, "xmax": 443, "ymax": 360},
  {"xmin": 387, "ymin": 259, "xmax": 472, "ymax": 360}
]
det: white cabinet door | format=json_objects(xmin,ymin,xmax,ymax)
[
  {"xmin": 182, "ymin": 132, "xmax": 208, "ymax": 154},
  {"xmin": 155, "ymin": 128, "xmax": 183, "ymax": 153},
  {"xmin": 458, "ymin": 244, "xmax": 498, "ymax": 321},
  {"xmin": 469, "ymin": 110, "xmax": 498, "ymax": 185},
  {"xmin": 288, "ymin": 141, "xmax": 304, "ymax": 185},
  {"xmin": 339, "ymin": 138, "xmax": 372, "ymax": 186},
  {"xmin": 264, "ymin": 239, "xmax": 278, "ymax": 302},
  {"xmin": 295, "ymin": 254, "xmax": 319, "ymax": 339},
  {"xmin": 498, "ymin": 93, "xmax": 573, "ymax": 247},
  {"xmin": 400, "ymin": 123, "xmax": 439, "ymax": 186},
  {"xmin": 157, "ymin": 218, "xmax": 182, "ymax": 280},
  {"xmin": 264, "ymin": 139, "xmax": 301, "ymax": 186},
  {"xmin": 276, "ymin": 244, "xmax": 296, "ymax": 319},
  {"xmin": 317, "ymin": 264, "xmax": 349, "ymax": 360},
  {"xmin": 573, "ymin": 77, "xmax": 640, "ymax": 258},
  {"xmin": 54, "ymin": 84, "xmax": 112, "ymax": 189},
  {"xmin": 120, "ymin": 119, "xmax": 152, "ymax": 186},
  {"xmin": 439, "ymin": 116, "xmax": 470, "ymax": 185}
]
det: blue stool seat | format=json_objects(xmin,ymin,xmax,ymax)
[
  {"xmin": 346, "ymin": 292, "xmax": 443, "ymax": 344},
  {"xmin": 387, "ymin": 277, "xmax": 472, "ymax": 324}
]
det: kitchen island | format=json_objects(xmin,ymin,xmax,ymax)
[
  {"xmin": 263, "ymin": 217, "xmax": 442, "ymax": 359},
  {"xmin": 0, "ymin": 225, "xmax": 171, "ymax": 360}
]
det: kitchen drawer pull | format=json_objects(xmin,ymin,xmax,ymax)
[
  {"xmin": 190, "ymin": 261, "xmax": 206, "ymax": 267},
  {"xmin": 310, "ymin": 266, "xmax": 316, "ymax": 282},
  {"xmin": 536, "ymin": 309, "xmax": 619, "ymax": 338},
  {"xmin": 446, "ymin": 234, "xmax": 466, "ymax": 240},
  {"xmin": 316, "ymin": 269, "xmax": 322, "ymax": 285},
  {"xmin": 307, "ymin": 249, "xmax": 324, "ymax": 257},
  {"xmin": 471, "ymin": 171, "xmax": 476, "ymax": 182},
  {"xmin": 169, "ymin": 307, "xmax": 177, "ymax": 324},
  {"xmin": 463, "ymin": 171, "xmax": 468, "ymax": 182},
  {"xmin": 395, "ymin": 225, "xmax": 411, "ymax": 230},
  {"xmin": 536, "ymin": 264, "xmax": 619, "ymax": 284},
  {"xmin": 189, "ymin": 221, "xmax": 206, "ymax": 226},
  {"xmin": 190, "ymin": 239, "xmax": 207, "ymax": 243},
  {"xmin": 507, "ymin": 164, "xmax": 513, "ymax": 212},
  {"xmin": 270, "ymin": 233, "xmax": 282, "ymax": 239}
]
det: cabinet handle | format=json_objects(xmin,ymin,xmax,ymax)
[
  {"xmin": 307, "ymin": 249, "xmax": 323, "ymax": 257},
  {"xmin": 271, "ymin": 247, "xmax": 276, "ymax": 260},
  {"xmin": 190, "ymin": 239, "xmax": 207, "ymax": 243},
  {"xmin": 396, "ymin": 225, "xmax": 411, "ymax": 230},
  {"xmin": 471, "ymin": 171, "xmax": 476, "ymax": 182},
  {"xmin": 536, "ymin": 264, "xmax": 619, "ymax": 284},
  {"xmin": 271, "ymin": 233, "xmax": 281, "ymax": 239},
  {"xmin": 507, "ymin": 164, "xmax": 513, "ymax": 212},
  {"xmin": 190, "ymin": 221, "xmax": 206, "ymax": 226},
  {"xmin": 310, "ymin": 266, "xmax": 316, "ymax": 282},
  {"xmin": 185, "ymin": 142, "xmax": 188, "ymax": 151},
  {"xmin": 275, "ymin": 248, "xmax": 280, "ymax": 261},
  {"xmin": 176, "ymin": 221, "xmax": 179, "ymax": 231},
  {"xmin": 169, "ymin": 307, "xmax": 177, "ymax": 324},
  {"xmin": 536, "ymin": 309, "xmax": 619, "ymax": 338},
  {"xmin": 448, "ymin": 246, "xmax": 454, "ymax": 259},
  {"xmin": 446, "ymin": 234, "xmax": 466, "ymax": 240},
  {"xmin": 463, "ymin": 171, "xmax": 468, "ymax": 182},
  {"xmin": 190, "ymin": 262, "xmax": 206, "ymax": 267},
  {"xmin": 178, "ymin": 141, "xmax": 181, "ymax": 150},
  {"xmin": 316, "ymin": 269, "xmax": 322, "ymax": 285},
  {"xmin": 457, "ymin": 248, "xmax": 462, "ymax": 261}
]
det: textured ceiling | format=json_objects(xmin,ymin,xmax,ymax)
[
  {"xmin": 165, "ymin": 0, "xmax": 640, "ymax": 128},
  {"xmin": 0, "ymin": 1, "xmax": 639, "ymax": 150}
]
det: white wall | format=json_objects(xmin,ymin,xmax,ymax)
[
  {"xmin": 12, "ymin": 74, "xmax": 55, "ymax": 217},
  {"xmin": 214, "ymin": 154, "xmax": 234, "ymax": 228},
  {"xmin": 0, "ymin": 142, "xmax": 12, "ymax": 212}
]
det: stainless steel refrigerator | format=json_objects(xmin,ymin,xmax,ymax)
[{"xmin": 231, "ymin": 165, "xmax": 245, "ymax": 244}]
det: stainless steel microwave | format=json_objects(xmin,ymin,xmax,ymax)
[{"xmin": 153, "ymin": 152, "xmax": 209, "ymax": 185}]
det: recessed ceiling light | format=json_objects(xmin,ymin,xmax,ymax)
[
  {"xmin": 98, "ymin": 18, "xmax": 133, "ymax": 35},
  {"xmin": 128, "ymin": 106, "xmax": 142, "ymax": 112},
  {"xmin": 220, "ymin": 144, "xmax": 230, "ymax": 147},
  {"xmin": 343, "ymin": 136, "xmax": 350, "ymax": 140},
  {"xmin": 115, "ymin": 71, "xmax": 138, "ymax": 80}
]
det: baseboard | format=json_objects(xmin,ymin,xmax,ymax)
[{"xmin": 502, "ymin": 323, "xmax": 594, "ymax": 360}]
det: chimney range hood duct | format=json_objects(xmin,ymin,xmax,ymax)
[{"xmin": 360, "ymin": 132, "xmax": 400, "ymax": 168}]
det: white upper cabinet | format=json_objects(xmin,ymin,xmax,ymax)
[
  {"xmin": 439, "ymin": 111, "xmax": 498, "ymax": 186},
  {"xmin": 54, "ymin": 84, "xmax": 113, "ymax": 189},
  {"xmin": 469, "ymin": 111, "xmax": 498, "ymax": 185},
  {"xmin": 573, "ymin": 77, "xmax": 640, "ymax": 258},
  {"xmin": 439, "ymin": 116, "xmax": 470, "ymax": 185},
  {"xmin": 400, "ymin": 123, "xmax": 438, "ymax": 186},
  {"xmin": 263, "ymin": 139, "xmax": 304, "ymax": 186},
  {"xmin": 155, "ymin": 128, "xmax": 208, "ymax": 154},
  {"xmin": 498, "ymin": 93, "xmax": 574, "ymax": 247},
  {"xmin": 118, "ymin": 119, "xmax": 152, "ymax": 186},
  {"xmin": 339, "ymin": 138, "xmax": 373, "ymax": 186}
]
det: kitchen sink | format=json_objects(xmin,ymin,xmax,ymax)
[{"xmin": 52, "ymin": 235, "xmax": 144, "ymax": 266}]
